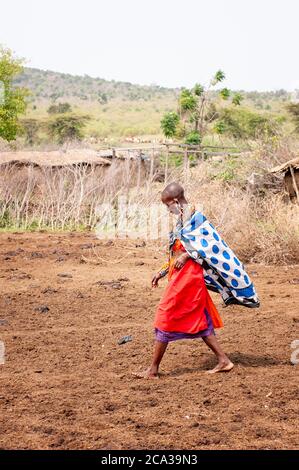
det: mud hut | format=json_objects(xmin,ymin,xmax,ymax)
[
  {"xmin": 0, "ymin": 149, "xmax": 111, "ymax": 169},
  {"xmin": 270, "ymin": 157, "xmax": 299, "ymax": 203}
]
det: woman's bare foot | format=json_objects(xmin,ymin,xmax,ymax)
[
  {"xmin": 206, "ymin": 359, "xmax": 234, "ymax": 374},
  {"xmin": 132, "ymin": 366, "xmax": 159, "ymax": 379}
]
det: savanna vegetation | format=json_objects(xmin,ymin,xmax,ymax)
[{"xmin": 2, "ymin": 55, "xmax": 296, "ymax": 147}]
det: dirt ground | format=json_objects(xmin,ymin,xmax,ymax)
[{"xmin": 0, "ymin": 232, "xmax": 298, "ymax": 450}]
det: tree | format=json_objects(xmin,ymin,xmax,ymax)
[
  {"xmin": 20, "ymin": 118, "xmax": 40, "ymax": 145},
  {"xmin": 160, "ymin": 70, "xmax": 242, "ymax": 144},
  {"xmin": 47, "ymin": 102, "xmax": 72, "ymax": 114},
  {"xmin": 287, "ymin": 103, "xmax": 299, "ymax": 133},
  {"xmin": 0, "ymin": 46, "xmax": 28, "ymax": 141},
  {"xmin": 46, "ymin": 114, "xmax": 90, "ymax": 144},
  {"xmin": 161, "ymin": 112, "xmax": 180, "ymax": 138},
  {"xmin": 97, "ymin": 92, "xmax": 108, "ymax": 104},
  {"xmin": 214, "ymin": 107, "xmax": 280, "ymax": 139}
]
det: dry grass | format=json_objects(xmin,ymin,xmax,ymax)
[{"xmin": 0, "ymin": 140, "xmax": 299, "ymax": 264}]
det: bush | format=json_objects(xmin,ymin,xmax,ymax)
[
  {"xmin": 47, "ymin": 102, "xmax": 72, "ymax": 114},
  {"xmin": 215, "ymin": 107, "xmax": 281, "ymax": 139},
  {"xmin": 46, "ymin": 114, "xmax": 90, "ymax": 143}
]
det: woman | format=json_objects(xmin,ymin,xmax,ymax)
[{"xmin": 136, "ymin": 182, "xmax": 236, "ymax": 379}]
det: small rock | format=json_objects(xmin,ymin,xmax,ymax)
[
  {"xmin": 135, "ymin": 261, "xmax": 145, "ymax": 266},
  {"xmin": 111, "ymin": 283, "xmax": 122, "ymax": 289},
  {"xmin": 30, "ymin": 252, "xmax": 43, "ymax": 259},
  {"xmin": 57, "ymin": 273, "xmax": 73, "ymax": 278},
  {"xmin": 4, "ymin": 249, "xmax": 24, "ymax": 257},
  {"xmin": 203, "ymin": 399, "xmax": 211, "ymax": 405},
  {"xmin": 0, "ymin": 319, "xmax": 8, "ymax": 326},
  {"xmin": 42, "ymin": 287, "xmax": 58, "ymax": 295},
  {"xmin": 35, "ymin": 305, "xmax": 49, "ymax": 313},
  {"xmin": 95, "ymin": 280, "xmax": 123, "ymax": 289},
  {"xmin": 118, "ymin": 335, "xmax": 133, "ymax": 345},
  {"xmin": 11, "ymin": 273, "xmax": 32, "ymax": 280}
]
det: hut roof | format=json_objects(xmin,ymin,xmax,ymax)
[
  {"xmin": 0, "ymin": 149, "xmax": 111, "ymax": 168},
  {"xmin": 270, "ymin": 157, "xmax": 299, "ymax": 174}
]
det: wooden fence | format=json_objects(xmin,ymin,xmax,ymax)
[{"xmin": 99, "ymin": 143, "xmax": 249, "ymax": 186}]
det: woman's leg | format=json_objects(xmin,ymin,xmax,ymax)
[
  {"xmin": 202, "ymin": 334, "xmax": 234, "ymax": 373},
  {"xmin": 134, "ymin": 340, "xmax": 168, "ymax": 379}
]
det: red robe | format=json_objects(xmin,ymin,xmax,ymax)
[{"xmin": 154, "ymin": 239, "xmax": 223, "ymax": 334}]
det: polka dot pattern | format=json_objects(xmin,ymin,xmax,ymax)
[{"xmin": 188, "ymin": 222, "xmax": 250, "ymax": 292}]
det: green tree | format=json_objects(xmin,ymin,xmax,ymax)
[
  {"xmin": 161, "ymin": 70, "xmax": 242, "ymax": 144},
  {"xmin": 0, "ymin": 46, "xmax": 28, "ymax": 141},
  {"xmin": 287, "ymin": 103, "xmax": 299, "ymax": 133},
  {"xmin": 160, "ymin": 112, "xmax": 180, "ymax": 138},
  {"xmin": 20, "ymin": 118, "xmax": 40, "ymax": 145},
  {"xmin": 47, "ymin": 102, "xmax": 72, "ymax": 114},
  {"xmin": 46, "ymin": 114, "xmax": 90, "ymax": 143},
  {"xmin": 214, "ymin": 107, "xmax": 280, "ymax": 139},
  {"xmin": 97, "ymin": 92, "xmax": 108, "ymax": 104}
]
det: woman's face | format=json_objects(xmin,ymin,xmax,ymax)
[{"xmin": 162, "ymin": 195, "xmax": 180, "ymax": 215}]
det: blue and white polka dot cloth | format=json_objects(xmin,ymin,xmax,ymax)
[{"xmin": 172, "ymin": 210, "xmax": 260, "ymax": 308}]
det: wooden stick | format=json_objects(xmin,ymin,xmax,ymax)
[
  {"xmin": 137, "ymin": 151, "xmax": 141, "ymax": 190},
  {"xmin": 183, "ymin": 148, "xmax": 189, "ymax": 184},
  {"xmin": 164, "ymin": 145, "xmax": 169, "ymax": 183},
  {"xmin": 149, "ymin": 147, "xmax": 154, "ymax": 182}
]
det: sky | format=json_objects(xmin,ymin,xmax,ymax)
[{"xmin": 1, "ymin": 0, "xmax": 298, "ymax": 91}]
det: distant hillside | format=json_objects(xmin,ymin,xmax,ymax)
[
  {"xmin": 13, "ymin": 68, "xmax": 292, "ymax": 143},
  {"xmin": 15, "ymin": 67, "xmax": 178, "ymax": 103}
]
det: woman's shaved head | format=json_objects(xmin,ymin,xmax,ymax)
[
  {"xmin": 161, "ymin": 182, "xmax": 185, "ymax": 201},
  {"xmin": 161, "ymin": 182, "xmax": 188, "ymax": 214}
]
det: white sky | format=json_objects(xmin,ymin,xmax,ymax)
[{"xmin": 1, "ymin": 0, "xmax": 298, "ymax": 90}]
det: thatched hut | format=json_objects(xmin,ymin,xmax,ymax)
[
  {"xmin": 270, "ymin": 157, "xmax": 299, "ymax": 203},
  {"xmin": 0, "ymin": 149, "xmax": 111, "ymax": 169}
]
